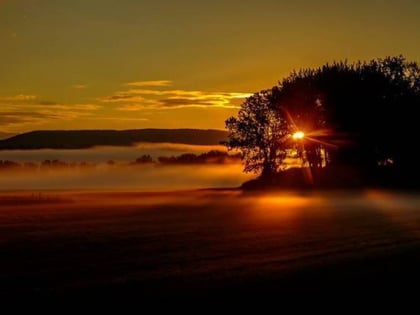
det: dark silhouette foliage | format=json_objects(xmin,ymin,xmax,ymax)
[
  {"xmin": 226, "ymin": 55, "xmax": 420, "ymax": 180},
  {"xmin": 157, "ymin": 150, "xmax": 241, "ymax": 165},
  {"xmin": 274, "ymin": 55, "xmax": 420, "ymax": 170},
  {"xmin": 225, "ymin": 90, "xmax": 291, "ymax": 177},
  {"xmin": 133, "ymin": 155, "xmax": 154, "ymax": 164},
  {"xmin": 0, "ymin": 160, "xmax": 21, "ymax": 170}
]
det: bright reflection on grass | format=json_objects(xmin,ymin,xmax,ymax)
[{"xmin": 250, "ymin": 193, "xmax": 323, "ymax": 221}]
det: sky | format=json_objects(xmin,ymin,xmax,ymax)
[{"xmin": 1, "ymin": 0, "xmax": 420, "ymax": 134}]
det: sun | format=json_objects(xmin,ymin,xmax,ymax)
[{"xmin": 292, "ymin": 131, "xmax": 305, "ymax": 140}]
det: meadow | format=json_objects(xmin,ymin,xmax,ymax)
[{"xmin": 2, "ymin": 189, "xmax": 420, "ymax": 301}]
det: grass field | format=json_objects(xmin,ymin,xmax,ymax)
[{"xmin": 2, "ymin": 189, "xmax": 420, "ymax": 302}]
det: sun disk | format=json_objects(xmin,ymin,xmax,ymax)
[{"xmin": 292, "ymin": 131, "xmax": 305, "ymax": 140}]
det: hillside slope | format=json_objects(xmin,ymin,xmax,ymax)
[{"xmin": 0, "ymin": 129, "xmax": 228, "ymax": 150}]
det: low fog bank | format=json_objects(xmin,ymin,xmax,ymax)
[
  {"xmin": 0, "ymin": 143, "xmax": 227, "ymax": 163},
  {"xmin": 0, "ymin": 143, "xmax": 253, "ymax": 190},
  {"xmin": 0, "ymin": 164, "xmax": 253, "ymax": 190}
]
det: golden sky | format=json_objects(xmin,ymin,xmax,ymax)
[{"xmin": 1, "ymin": 0, "xmax": 420, "ymax": 133}]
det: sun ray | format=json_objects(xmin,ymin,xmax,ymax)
[{"xmin": 305, "ymin": 136, "xmax": 339, "ymax": 148}]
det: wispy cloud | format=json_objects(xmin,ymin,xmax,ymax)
[
  {"xmin": 1, "ymin": 103, "xmax": 102, "ymax": 111},
  {"xmin": 0, "ymin": 94, "xmax": 37, "ymax": 102},
  {"xmin": 0, "ymin": 81, "xmax": 250, "ymax": 132},
  {"xmin": 36, "ymin": 104, "xmax": 102, "ymax": 111},
  {"xmin": 158, "ymin": 98, "xmax": 232, "ymax": 108},
  {"xmin": 45, "ymin": 104, "xmax": 101, "ymax": 111},
  {"xmin": 117, "ymin": 105, "xmax": 148, "ymax": 111},
  {"xmin": 0, "ymin": 110, "xmax": 85, "ymax": 129},
  {"xmin": 0, "ymin": 94, "xmax": 102, "ymax": 132},
  {"xmin": 90, "ymin": 116, "xmax": 149, "ymax": 122},
  {"xmin": 98, "ymin": 94, "xmax": 148, "ymax": 103},
  {"xmin": 125, "ymin": 89, "xmax": 250, "ymax": 99},
  {"xmin": 71, "ymin": 84, "xmax": 88, "ymax": 89},
  {"xmin": 100, "ymin": 82, "xmax": 251, "ymax": 111},
  {"xmin": 124, "ymin": 80, "xmax": 172, "ymax": 87}
]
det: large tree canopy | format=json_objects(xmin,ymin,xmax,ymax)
[
  {"xmin": 226, "ymin": 55, "xmax": 420, "ymax": 177},
  {"xmin": 225, "ymin": 90, "xmax": 291, "ymax": 176}
]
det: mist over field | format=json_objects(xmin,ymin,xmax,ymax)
[
  {"xmin": 0, "ymin": 143, "xmax": 252, "ymax": 190},
  {"xmin": 0, "ymin": 143, "xmax": 227, "ymax": 163},
  {"xmin": 2, "ymin": 188, "xmax": 420, "ymax": 301},
  {"xmin": 0, "ymin": 164, "xmax": 252, "ymax": 190},
  {"xmin": 2, "ymin": 144, "xmax": 420, "ymax": 302}
]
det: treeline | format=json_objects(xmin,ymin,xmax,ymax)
[
  {"xmin": 157, "ymin": 150, "xmax": 241, "ymax": 165},
  {"xmin": 132, "ymin": 150, "xmax": 241, "ymax": 165},
  {"xmin": 0, "ymin": 150, "xmax": 242, "ymax": 172},
  {"xmin": 226, "ymin": 55, "xmax": 420, "ymax": 177},
  {"xmin": 0, "ymin": 159, "xmax": 97, "ymax": 171}
]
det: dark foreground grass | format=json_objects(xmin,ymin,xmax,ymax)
[{"xmin": 1, "ymin": 189, "xmax": 420, "ymax": 304}]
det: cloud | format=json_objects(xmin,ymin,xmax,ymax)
[
  {"xmin": 100, "ymin": 83, "xmax": 251, "ymax": 111},
  {"xmin": 0, "ymin": 111, "xmax": 66, "ymax": 126},
  {"xmin": 1, "ymin": 103, "xmax": 102, "ymax": 111},
  {"xmin": 0, "ymin": 109, "xmax": 96, "ymax": 131},
  {"xmin": 117, "ymin": 105, "xmax": 148, "ymax": 111},
  {"xmin": 0, "ymin": 94, "xmax": 101, "ymax": 111},
  {"xmin": 90, "ymin": 116, "xmax": 149, "ymax": 121},
  {"xmin": 0, "ymin": 94, "xmax": 37, "ymax": 102},
  {"xmin": 158, "ymin": 98, "xmax": 235, "ymax": 108},
  {"xmin": 98, "ymin": 94, "xmax": 148, "ymax": 103},
  {"xmin": 0, "ymin": 95, "xmax": 102, "ymax": 131},
  {"xmin": 0, "ymin": 81, "xmax": 250, "ymax": 132},
  {"xmin": 124, "ymin": 80, "xmax": 172, "ymax": 87},
  {"xmin": 38, "ymin": 101, "xmax": 58, "ymax": 105},
  {"xmin": 156, "ymin": 91, "xmax": 250, "ymax": 109},
  {"xmin": 46, "ymin": 104, "xmax": 102, "ymax": 111},
  {"xmin": 124, "ymin": 89, "xmax": 250, "ymax": 99},
  {"xmin": 71, "ymin": 84, "xmax": 88, "ymax": 89},
  {"xmin": 0, "ymin": 112, "xmax": 37, "ymax": 124}
]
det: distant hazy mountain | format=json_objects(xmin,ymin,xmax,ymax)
[{"xmin": 0, "ymin": 129, "xmax": 228, "ymax": 150}]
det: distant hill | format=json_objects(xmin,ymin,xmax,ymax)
[{"xmin": 0, "ymin": 129, "xmax": 228, "ymax": 150}]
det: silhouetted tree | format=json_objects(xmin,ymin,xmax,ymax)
[
  {"xmin": 271, "ymin": 55, "xmax": 420, "ymax": 171},
  {"xmin": 135, "ymin": 155, "xmax": 154, "ymax": 164},
  {"xmin": 41, "ymin": 159, "xmax": 68, "ymax": 169},
  {"xmin": 157, "ymin": 150, "xmax": 240, "ymax": 165},
  {"xmin": 225, "ymin": 90, "xmax": 291, "ymax": 177},
  {"xmin": 226, "ymin": 55, "xmax": 420, "ymax": 179},
  {"xmin": 0, "ymin": 160, "xmax": 21, "ymax": 170}
]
